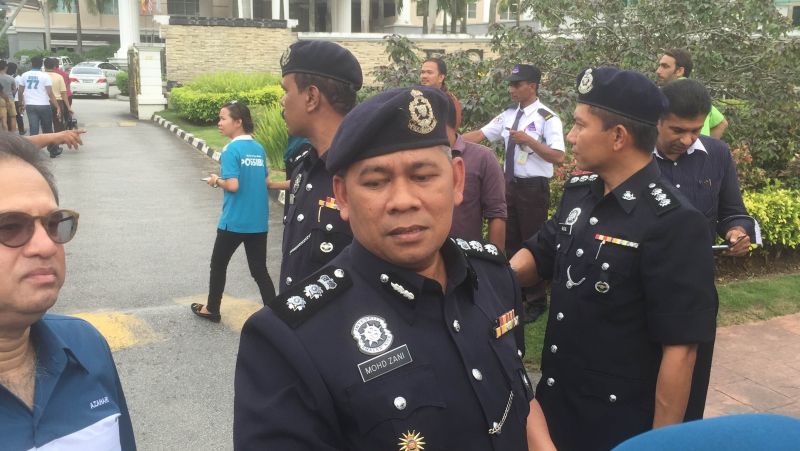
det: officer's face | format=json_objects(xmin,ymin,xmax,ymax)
[
  {"xmin": 656, "ymin": 55, "xmax": 683, "ymax": 86},
  {"xmin": 419, "ymin": 62, "xmax": 445, "ymax": 89},
  {"xmin": 508, "ymin": 81, "xmax": 537, "ymax": 105},
  {"xmin": 0, "ymin": 159, "xmax": 65, "ymax": 329},
  {"xmin": 656, "ymin": 113, "xmax": 705, "ymax": 159},
  {"xmin": 333, "ymin": 147, "xmax": 465, "ymax": 272},
  {"xmin": 567, "ymin": 104, "xmax": 616, "ymax": 172},
  {"xmin": 280, "ymin": 74, "xmax": 307, "ymax": 136}
]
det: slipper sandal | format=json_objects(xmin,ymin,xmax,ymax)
[{"xmin": 191, "ymin": 303, "xmax": 221, "ymax": 323}]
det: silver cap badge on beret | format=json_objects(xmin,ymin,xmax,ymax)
[
  {"xmin": 408, "ymin": 89, "xmax": 437, "ymax": 134},
  {"xmin": 578, "ymin": 68, "xmax": 594, "ymax": 94},
  {"xmin": 280, "ymin": 46, "xmax": 292, "ymax": 67}
]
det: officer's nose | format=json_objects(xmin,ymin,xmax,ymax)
[{"xmin": 386, "ymin": 178, "xmax": 421, "ymax": 213}]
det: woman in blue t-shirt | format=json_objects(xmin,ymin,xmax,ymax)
[{"xmin": 192, "ymin": 101, "xmax": 275, "ymax": 322}]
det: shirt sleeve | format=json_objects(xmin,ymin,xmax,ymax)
[
  {"xmin": 641, "ymin": 207, "xmax": 718, "ymax": 345},
  {"xmin": 481, "ymin": 112, "xmax": 506, "ymax": 143},
  {"xmin": 707, "ymin": 105, "xmax": 725, "ymax": 129},
  {"xmin": 541, "ymin": 115, "xmax": 566, "ymax": 152},
  {"xmin": 234, "ymin": 311, "xmax": 344, "ymax": 451},
  {"xmin": 478, "ymin": 147, "xmax": 507, "ymax": 220},
  {"xmin": 715, "ymin": 142, "xmax": 755, "ymax": 239},
  {"xmin": 41, "ymin": 74, "xmax": 52, "ymax": 88},
  {"xmin": 220, "ymin": 143, "xmax": 241, "ymax": 180}
]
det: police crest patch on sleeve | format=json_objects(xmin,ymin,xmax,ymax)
[{"xmin": 268, "ymin": 266, "xmax": 352, "ymax": 328}]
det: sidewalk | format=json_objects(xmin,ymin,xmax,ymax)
[{"xmin": 706, "ymin": 313, "xmax": 800, "ymax": 418}]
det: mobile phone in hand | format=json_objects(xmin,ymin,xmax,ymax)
[{"xmin": 201, "ymin": 176, "xmax": 211, "ymax": 182}]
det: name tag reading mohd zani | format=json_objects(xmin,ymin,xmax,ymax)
[{"xmin": 357, "ymin": 344, "xmax": 413, "ymax": 383}]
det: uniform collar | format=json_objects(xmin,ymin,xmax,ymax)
[
  {"xmin": 606, "ymin": 159, "xmax": 662, "ymax": 214},
  {"xmin": 349, "ymin": 239, "xmax": 471, "ymax": 324},
  {"xmin": 517, "ymin": 99, "xmax": 541, "ymax": 117},
  {"xmin": 30, "ymin": 316, "xmax": 90, "ymax": 374},
  {"xmin": 653, "ymin": 137, "xmax": 708, "ymax": 159}
]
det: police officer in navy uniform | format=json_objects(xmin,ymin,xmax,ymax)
[
  {"xmin": 463, "ymin": 64, "xmax": 566, "ymax": 323},
  {"xmin": 655, "ymin": 79, "xmax": 757, "ymax": 422},
  {"xmin": 510, "ymin": 68, "xmax": 718, "ymax": 450},
  {"xmin": 278, "ymin": 41, "xmax": 362, "ymax": 293},
  {"xmin": 234, "ymin": 87, "xmax": 547, "ymax": 450}
]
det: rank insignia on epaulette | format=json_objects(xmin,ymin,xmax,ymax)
[
  {"xmin": 454, "ymin": 237, "xmax": 506, "ymax": 264},
  {"xmin": 566, "ymin": 173, "xmax": 598, "ymax": 187},
  {"xmin": 268, "ymin": 266, "xmax": 351, "ymax": 328},
  {"xmin": 645, "ymin": 182, "xmax": 680, "ymax": 215},
  {"xmin": 537, "ymin": 108, "xmax": 554, "ymax": 121},
  {"xmin": 493, "ymin": 309, "xmax": 519, "ymax": 339}
]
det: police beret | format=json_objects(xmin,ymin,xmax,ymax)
[
  {"xmin": 326, "ymin": 87, "xmax": 451, "ymax": 174},
  {"xmin": 506, "ymin": 64, "xmax": 541, "ymax": 83},
  {"xmin": 280, "ymin": 41, "xmax": 363, "ymax": 91},
  {"xmin": 575, "ymin": 67, "xmax": 668, "ymax": 126}
]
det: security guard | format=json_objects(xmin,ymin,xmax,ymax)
[
  {"xmin": 278, "ymin": 41, "xmax": 362, "ymax": 293},
  {"xmin": 234, "ymin": 87, "xmax": 541, "ymax": 450},
  {"xmin": 463, "ymin": 64, "xmax": 565, "ymax": 323},
  {"xmin": 510, "ymin": 68, "xmax": 718, "ymax": 450}
]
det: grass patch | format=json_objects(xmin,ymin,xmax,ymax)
[
  {"xmin": 156, "ymin": 109, "xmax": 230, "ymax": 151},
  {"xmin": 523, "ymin": 273, "xmax": 800, "ymax": 372}
]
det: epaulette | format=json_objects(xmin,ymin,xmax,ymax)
[
  {"xmin": 287, "ymin": 147, "xmax": 311, "ymax": 167},
  {"xmin": 537, "ymin": 108, "xmax": 555, "ymax": 120},
  {"xmin": 452, "ymin": 237, "xmax": 507, "ymax": 264},
  {"xmin": 644, "ymin": 181, "xmax": 680, "ymax": 216},
  {"xmin": 268, "ymin": 265, "xmax": 352, "ymax": 329},
  {"xmin": 565, "ymin": 173, "xmax": 599, "ymax": 188}
]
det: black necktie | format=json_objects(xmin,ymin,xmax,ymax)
[{"xmin": 505, "ymin": 108, "xmax": 525, "ymax": 183}]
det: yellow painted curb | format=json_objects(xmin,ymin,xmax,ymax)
[
  {"xmin": 176, "ymin": 294, "xmax": 263, "ymax": 332},
  {"xmin": 71, "ymin": 312, "xmax": 160, "ymax": 351}
]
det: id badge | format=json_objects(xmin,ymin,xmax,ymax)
[{"xmin": 515, "ymin": 149, "xmax": 528, "ymax": 165}]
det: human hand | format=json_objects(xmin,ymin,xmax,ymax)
[
  {"xmin": 724, "ymin": 227, "xmax": 751, "ymax": 257},
  {"xmin": 57, "ymin": 129, "xmax": 86, "ymax": 149},
  {"xmin": 207, "ymin": 174, "xmax": 220, "ymax": 187},
  {"xmin": 508, "ymin": 129, "xmax": 532, "ymax": 146}
]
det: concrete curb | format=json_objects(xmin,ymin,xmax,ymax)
[{"xmin": 151, "ymin": 114, "xmax": 222, "ymax": 162}]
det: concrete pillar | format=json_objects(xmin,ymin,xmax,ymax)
[
  {"xmin": 133, "ymin": 44, "xmax": 168, "ymax": 120},
  {"xmin": 332, "ymin": 0, "xmax": 351, "ymax": 32},
  {"xmin": 114, "ymin": 0, "xmax": 140, "ymax": 61},
  {"xmin": 399, "ymin": 0, "xmax": 411, "ymax": 25},
  {"xmin": 271, "ymin": 0, "xmax": 280, "ymax": 19},
  {"xmin": 283, "ymin": 0, "xmax": 290, "ymax": 19},
  {"xmin": 309, "ymin": 0, "xmax": 316, "ymax": 31},
  {"xmin": 237, "ymin": 0, "xmax": 253, "ymax": 18},
  {"xmin": 360, "ymin": 0, "xmax": 370, "ymax": 32}
]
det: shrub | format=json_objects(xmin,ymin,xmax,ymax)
[
  {"xmin": 743, "ymin": 187, "xmax": 800, "ymax": 251},
  {"xmin": 83, "ymin": 45, "xmax": 117, "ymax": 62},
  {"xmin": 116, "ymin": 71, "xmax": 129, "ymax": 96},
  {"xmin": 253, "ymin": 103, "xmax": 288, "ymax": 170},
  {"xmin": 169, "ymin": 85, "xmax": 283, "ymax": 124},
  {"xmin": 184, "ymin": 72, "xmax": 282, "ymax": 93}
]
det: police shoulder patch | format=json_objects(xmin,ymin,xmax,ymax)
[
  {"xmin": 537, "ymin": 108, "xmax": 555, "ymax": 121},
  {"xmin": 644, "ymin": 181, "xmax": 681, "ymax": 216},
  {"xmin": 268, "ymin": 266, "xmax": 352, "ymax": 329},
  {"xmin": 452, "ymin": 237, "xmax": 507, "ymax": 264},
  {"xmin": 565, "ymin": 172, "xmax": 599, "ymax": 188}
]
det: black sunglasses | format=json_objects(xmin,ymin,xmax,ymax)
[{"xmin": 0, "ymin": 209, "xmax": 80, "ymax": 248}]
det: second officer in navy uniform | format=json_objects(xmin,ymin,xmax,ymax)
[
  {"xmin": 278, "ymin": 40, "xmax": 362, "ymax": 293},
  {"xmin": 234, "ymin": 87, "xmax": 548, "ymax": 450},
  {"xmin": 510, "ymin": 68, "xmax": 718, "ymax": 450}
]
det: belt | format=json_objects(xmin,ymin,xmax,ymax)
[{"xmin": 512, "ymin": 176, "xmax": 548, "ymax": 186}]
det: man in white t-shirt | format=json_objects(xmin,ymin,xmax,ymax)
[{"xmin": 18, "ymin": 56, "xmax": 61, "ymax": 158}]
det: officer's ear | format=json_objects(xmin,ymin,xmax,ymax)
[
  {"xmin": 610, "ymin": 124, "xmax": 629, "ymax": 152},
  {"xmin": 451, "ymin": 154, "xmax": 465, "ymax": 208},
  {"xmin": 332, "ymin": 173, "xmax": 349, "ymax": 222},
  {"xmin": 305, "ymin": 85, "xmax": 321, "ymax": 113}
]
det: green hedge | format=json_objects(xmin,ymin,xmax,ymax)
[
  {"xmin": 743, "ymin": 188, "xmax": 800, "ymax": 250},
  {"xmin": 168, "ymin": 85, "xmax": 283, "ymax": 124},
  {"xmin": 116, "ymin": 71, "xmax": 129, "ymax": 96}
]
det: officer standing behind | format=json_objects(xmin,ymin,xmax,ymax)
[
  {"xmin": 655, "ymin": 78, "xmax": 756, "ymax": 422},
  {"xmin": 510, "ymin": 68, "xmax": 718, "ymax": 450},
  {"xmin": 278, "ymin": 41, "xmax": 362, "ymax": 293},
  {"xmin": 463, "ymin": 64, "xmax": 565, "ymax": 323},
  {"xmin": 234, "ymin": 87, "xmax": 552, "ymax": 450}
]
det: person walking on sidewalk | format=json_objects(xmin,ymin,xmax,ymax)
[
  {"xmin": 8, "ymin": 63, "xmax": 25, "ymax": 135},
  {"xmin": 18, "ymin": 56, "xmax": 61, "ymax": 158},
  {"xmin": 191, "ymin": 101, "xmax": 276, "ymax": 322},
  {"xmin": 0, "ymin": 60, "xmax": 18, "ymax": 133},
  {"xmin": 44, "ymin": 58, "xmax": 73, "ymax": 139}
]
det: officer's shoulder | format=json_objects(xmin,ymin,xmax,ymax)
[
  {"xmin": 537, "ymin": 106, "xmax": 557, "ymax": 120},
  {"xmin": 641, "ymin": 180, "xmax": 682, "ymax": 216},
  {"xmin": 267, "ymin": 265, "xmax": 352, "ymax": 329},
  {"xmin": 287, "ymin": 146, "xmax": 313, "ymax": 167},
  {"xmin": 564, "ymin": 172, "xmax": 599, "ymax": 189},
  {"xmin": 451, "ymin": 237, "xmax": 507, "ymax": 265}
]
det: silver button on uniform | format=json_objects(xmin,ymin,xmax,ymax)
[
  {"xmin": 285, "ymin": 277, "xmax": 293, "ymax": 286},
  {"xmin": 305, "ymin": 183, "xmax": 313, "ymax": 191},
  {"xmin": 380, "ymin": 274, "xmax": 389, "ymax": 283},
  {"xmin": 325, "ymin": 224, "xmax": 333, "ymax": 231},
  {"xmin": 601, "ymin": 263, "xmax": 610, "ymax": 271},
  {"xmin": 297, "ymin": 214, "xmax": 305, "ymax": 222},
  {"xmin": 676, "ymin": 184, "xmax": 681, "ymax": 188},
  {"xmin": 550, "ymin": 345, "xmax": 558, "ymax": 354},
  {"xmin": 394, "ymin": 396, "xmax": 407, "ymax": 410},
  {"xmin": 609, "ymin": 394, "xmax": 617, "ymax": 403},
  {"xmin": 589, "ymin": 217, "xmax": 598, "ymax": 225},
  {"xmin": 517, "ymin": 349, "xmax": 523, "ymax": 358},
  {"xmin": 556, "ymin": 312, "xmax": 564, "ymax": 321},
  {"xmin": 472, "ymin": 369, "xmax": 483, "ymax": 381},
  {"xmin": 546, "ymin": 377, "xmax": 555, "ymax": 386},
  {"xmin": 452, "ymin": 320, "xmax": 461, "ymax": 332},
  {"xmin": 576, "ymin": 248, "xmax": 584, "ymax": 257}
]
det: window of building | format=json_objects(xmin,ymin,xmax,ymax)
[
  {"xmin": 52, "ymin": 0, "xmax": 76, "ymax": 13},
  {"xmin": 384, "ymin": 0, "xmax": 396, "ymax": 17},
  {"xmin": 168, "ymin": 0, "xmax": 200, "ymax": 16},
  {"xmin": 416, "ymin": 0, "xmax": 426, "ymax": 16},
  {"xmin": 499, "ymin": 4, "xmax": 518, "ymax": 21},
  {"xmin": 467, "ymin": 2, "xmax": 476, "ymax": 19},
  {"xmin": 99, "ymin": 0, "xmax": 119, "ymax": 15},
  {"xmin": 793, "ymin": 6, "xmax": 800, "ymax": 26}
]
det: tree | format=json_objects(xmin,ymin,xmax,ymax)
[{"xmin": 48, "ymin": 0, "xmax": 114, "ymax": 55}]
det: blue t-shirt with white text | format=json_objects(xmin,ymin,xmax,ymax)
[{"xmin": 218, "ymin": 136, "xmax": 269, "ymax": 233}]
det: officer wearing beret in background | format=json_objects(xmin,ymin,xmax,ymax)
[
  {"xmin": 278, "ymin": 40, "xmax": 362, "ymax": 293},
  {"xmin": 463, "ymin": 64, "xmax": 565, "ymax": 324},
  {"xmin": 510, "ymin": 67, "xmax": 718, "ymax": 450},
  {"xmin": 234, "ymin": 86, "xmax": 551, "ymax": 450}
]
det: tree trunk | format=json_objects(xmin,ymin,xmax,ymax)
[
  {"xmin": 422, "ymin": 2, "xmax": 428, "ymax": 34},
  {"xmin": 75, "ymin": 0, "xmax": 83, "ymax": 55},
  {"xmin": 427, "ymin": 0, "xmax": 437, "ymax": 33},
  {"xmin": 488, "ymin": 0, "xmax": 496, "ymax": 25},
  {"xmin": 378, "ymin": 0, "xmax": 384, "ymax": 32},
  {"xmin": 515, "ymin": 0, "xmax": 520, "ymax": 27},
  {"xmin": 450, "ymin": 0, "xmax": 457, "ymax": 34},
  {"xmin": 42, "ymin": 4, "xmax": 51, "ymax": 51}
]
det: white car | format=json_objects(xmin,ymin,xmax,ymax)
[
  {"xmin": 75, "ymin": 61, "xmax": 120, "ymax": 85},
  {"xmin": 69, "ymin": 67, "xmax": 109, "ymax": 98}
]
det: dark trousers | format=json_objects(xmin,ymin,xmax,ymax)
[
  {"xmin": 26, "ymin": 104, "xmax": 58, "ymax": 155},
  {"xmin": 207, "ymin": 229, "xmax": 276, "ymax": 314},
  {"xmin": 52, "ymin": 101, "xmax": 66, "ymax": 132},
  {"xmin": 506, "ymin": 177, "xmax": 550, "ymax": 303},
  {"xmin": 684, "ymin": 338, "xmax": 715, "ymax": 420},
  {"xmin": 14, "ymin": 101, "xmax": 25, "ymax": 133}
]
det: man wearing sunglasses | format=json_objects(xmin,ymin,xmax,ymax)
[{"xmin": 0, "ymin": 134, "xmax": 136, "ymax": 450}]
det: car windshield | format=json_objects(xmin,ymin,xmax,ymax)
[
  {"xmin": 76, "ymin": 62, "xmax": 97, "ymax": 66},
  {"xmin": 71, "ymin": 68, "xmax": 103, "ymax": 75}
]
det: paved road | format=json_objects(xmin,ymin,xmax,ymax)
[{"xmin": 45, "ymin": 95, "xmax": 282, "ymax": 450}]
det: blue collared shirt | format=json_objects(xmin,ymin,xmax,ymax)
[{"xmin": 0, "ymin": 314, "xmax": 136, "ymax": 451}]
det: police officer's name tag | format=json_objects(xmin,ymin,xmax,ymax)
[{"xmin": 357, "ymin": 344, "xmax": 413, "ymax": 383}]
